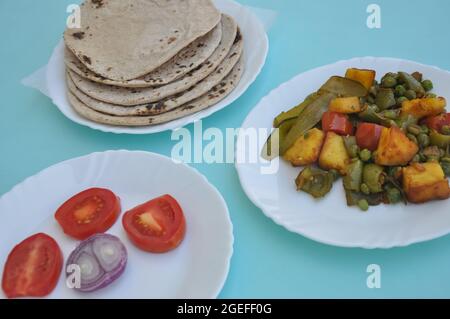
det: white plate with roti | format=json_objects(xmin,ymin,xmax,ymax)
[
  {"xmin": 46, "ymin": 0, "xmax": 268, "ymax": 134},
  {"xmin": 0, "ymin": 150, "xmax": 233, "ymax": 298}
]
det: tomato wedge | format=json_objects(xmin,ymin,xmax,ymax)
[
  {"xmin": 55, "ymin": 188, "xmax": 121, "ymax": 240},
  {"xmin": 2, "ymin": 233, "xmax": 63, "ymax": 298},
  {"xmin": 322, "ymin": 111, "xmax": 353, "ymax": 136},
  {"xmin": 422, "ymin": 113, "xmax": 450, "ymax": 133},
  {"xmin": 122, "ymin": 195, "xmax": 186, "ymax": 253},
  {"xmin": 356, "ymin": 122, "xmax": 384, "ymax": 151}
]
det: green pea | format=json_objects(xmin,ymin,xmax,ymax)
[
  {"xmin": 359, "ymin": 149, "xmax": 372, "ymax": 162},
  {"xmin": 405, "ymin": 89, "xmax": 417, "ymax": 100},
  {"xmin": 395, "ymin": 85, "xmax": 406, "ymax": 97},
  {"xmin": 397, "ymin": 97, "xmax": 408, "ymax": 107},
  {"xmin": 357, "ymin": 199, "xmax": 369, "ymax": 212},
  {"xmin": 360, "ymin": 183, "xmax": 371, "ymax": 195},
  {"xmin": 407, "ymin": 134, "xmax": 418, "ymax": 144},
  {"xmin": 418, "ymin": 133, "xmax": 430, "ymax": 148},
  {"xmin": 421, "ymin": 79, "xmax": 433, "ymax": 92},
  {"xmin": 381, "ymin": 76, "xmax": 397, "ymax": 88},
  {"xmin": 387, "ymin": 187, "xmax": 401, "ymax": 204},
  {"xmin": 425, "ymin": 93, "xmax": 437, "ymax": 98},
  {"xmin": 382, "ymin": 109, "xmax": 399, "ymax": 120}
]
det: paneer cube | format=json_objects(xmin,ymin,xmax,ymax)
[
  {"xmin": 375, "ymin": 127, "xmax": 418, "ymax": 166},
  {"xmin": 401, "ymin": 97, "xmax": 446, "ymax": 119},
  {"xmin": 329, "ymin": 97, "xmax": 362, "ymax": 114},
  {"xmin": 283, "ymin": 128, "xmax": 325, "ymax": 166},
  {"xmin": 403, "ymin": 162, "xmax": 450, "ymax": 203},
  {"xmin": 319, "ymin": 131, "xmax": 350, "ymax": 175},
  {"xmin": 345, "ymin": 68, "xmax": 376, "ymax": 90}
]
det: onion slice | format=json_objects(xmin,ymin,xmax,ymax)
[{"xmin": 66, "ymin": 234, "xmax": 127, "ymax": 292}]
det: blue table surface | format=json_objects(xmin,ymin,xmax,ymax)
[{"xmin": 2, "ymin": 0, "xmax": 450, "ymax": 298}]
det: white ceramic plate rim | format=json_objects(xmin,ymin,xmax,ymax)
[
  {"xmin": 46, "ymin": 0, "xmax": 269, "ymax": 134},
  {"xmin": 236, "ymin": 57, "xmax": 450, "ymax": 249},
  {"xmin": 0, "ymin": 150, "xmax": 233, "ymax": 298}
]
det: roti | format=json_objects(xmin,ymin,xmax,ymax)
[
  {"xmin": 64, "ymin": 0, "xmax": 221, "ymax": 81},
  {"xmin": 65, "ymin": 18, "xmax": 223, "ymax": 88},
  {"xmin": 68, "ymin": 24, "xmax": 240, "ymax": 106},
  {"xmin": 67, "ymin": 32, "xmax": 243, "ymax": 115},
  {"xmin": 67, "ymin": 58, "xmax": 244, "ymax": 126}
]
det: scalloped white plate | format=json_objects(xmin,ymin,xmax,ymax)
[
  {"xmin": 236, "ymin": 57, "xmax": 450, "ymax": 249},
  {"xmin": 0, "ymin": 151, "xmax": 233, "ymax": 298},
  {"xmin": 46, "ymin": 0, "xmax": 268, "ymax": 134}
]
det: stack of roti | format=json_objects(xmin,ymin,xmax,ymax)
[{"xmin": 64, "ymin": 0, "xmax": 244, "ymax": 127}]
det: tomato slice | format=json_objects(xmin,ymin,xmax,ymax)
[
  {"xmin": 422, "ymin": 113, "xmax": 450, "ymax": 133},
  {"xmin": 356, "ymin": 122, "xmax": 384, "ymax": 151},
  {"xmin": 2, "ymin": 233, "xmax": 63, "ymax": 298},
  {"xmin": 122, "ymin": 195, "xmax": 186, "ymax": 253},
  {"xmin": 55, "ymin": 188, "xmax": 121, "ymax": 240},
  {"xmin": 322, "ymin": 111, "xmax": 353, "ymax": 136}
]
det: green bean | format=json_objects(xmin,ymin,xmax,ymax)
[
  {"xmin": 280, "ymin": 92, "xmax": 336, "ymax": 155},
  {"xmin": 381, "ymin": 109, "xmax": 400, "ymax": 120},
  {"xmin": 386, "ymin": 187, "xmax": 402, "ymax": 204},
  {"xmin": 441, "ymin": 157, "xmax": 450, "ymax": 163},
  {"xmin": 418, "ymin": 133, "xmax": 430, "ymax": 148},
  {"xmin": 420, "ymin": 125, "xmax": 430, "ymax": 134},
  {"xmin": 343, "ymin": 136, "xmax": 360, "ymax": 158},
  {"xmin": 397, "ymin": 114, "xmax": 418, "ymax": 132},
  {"xmin": 376, "ymin": 88, "xmax": 396, "ymax": 110},
  {"xmin": 381, "ymin": 75, "xmax": 397, "ymax": 88},
  {"xmin": 441, "ymin": 162, "xmax": 450, "ymax": 176},
  {"xmin": 419, "ymin": 152, "xmax": 427, "ymax": 162},
  {"xmin": 430, "ymin": 130, "xmax": 450, "ymax": 148},
  {"xmin": 405, "ymin": 89, "xmax": 417, "ymax": 100},
  {"xmin": 442, "ymin": 125, "xmax": 450, "ymax": 135},
  {"xmin": 295, "ymin": 166, "xmax": 334, "ymax": 198},
  {"xmin": 398, "ymin": 72, "xmax": 426, "ymax": 97},
  {"xmin": 369, "ymin": 86, "xmax": 378, "ymax": 97},
  {"xmin": 357, "ymin": 199, "xmax": 369, "ymax": 212},
  {"xmin": 359, "ymin": 149, "xmax": 372, "ymax": 162},
  {"xmin": 367, "ymin": 95, "xmax": 375, "ymax": 104},
  {"xmin": 421, "ymin": 79, "xmax": 433, "ymax": 92},
  {"xmin": 329, "ymin": 169, "xmax": 340, "ymax": 181},
  {"xmin": 343, "ymin": 159, "xmax": 363, "ymax": 192},
  {"xmin": 387, "ymin": 166, "xmax": 402, "ymax": 180},
  {"xmin": 363, "ymin": 164, "xmax": 385, "ymax": 193},
  {"xmin": 407, "ymin": 124, "xmax": 422, "ymax": 136},
  {"xmin": 411, "ymin": 154, "xmax": 421, "ymax": 163},
  {"xmin": 407, "ymin": 134, "xmax": 418, "ymax": 145}
]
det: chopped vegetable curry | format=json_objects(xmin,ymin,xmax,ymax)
[{"xmin": 263, "ymin": 68, "xmax": 450, "ymax": 211}]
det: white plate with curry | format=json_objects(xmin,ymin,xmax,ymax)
[{"xmin": 236, "ymin": 57, "xmax": 450, "ymax": 249}]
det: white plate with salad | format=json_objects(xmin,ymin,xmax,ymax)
[{"xmin": 0, "ymin": 150, "xmax": 233, "ymax": 298}]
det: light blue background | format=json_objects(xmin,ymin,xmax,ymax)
[{"xmin": 1, "ymin": 0, "xmax": 450, "ymax": 298}]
